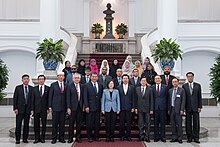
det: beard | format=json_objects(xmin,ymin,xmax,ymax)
[{"xmin": 164, "ymin": 71, "xmax": 170, "ymax": 75}]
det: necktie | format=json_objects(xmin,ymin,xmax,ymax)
[
  {"xmin": 40, "ymin": 85, "xmax": 43, "ymax": 96},
  {"xmin": 165, "ymin": 76, "xmax": 169, "ymax": 86},
  {"xmin": 25, "ymin": 86, "xmax": 28, "ymax": 104},
  {"xmin": 102, "ymin": 75, "xmax": 106, "ymax": 87},
  {"xmin": 142, "ymin": 87, "xmax": 145, "ymax": 97},
  {"xmin": 93, "ymin": 83, "xmax": 97, "ymax": 93},
  {"xmin": 157, "ymin": 84, "xmax": 160, "ymax": 95},
  {"xmin": 189, "ymin": 83, "xmax": 193, "ymax": 95},
  {"xmin": 76, "ymin": 84, "xmax": 80, "ymax": 101},
  {"xmin": 118, "ymin": 77, "xmax": 121, "ymax": 85},
  {"xmin": 172, "ymin": 88, "xmax": 177, "ymax": 106},
  {"xmin": 135, "ymin": 78, "xmax": 137, "ymax": 85},
  {"xmin": 60, "ymin": 82, "xmax": 63, "ymax": 93},
  {"xmin": 86, "ymin": 76, "xmax": 89, "ymax": 83}
]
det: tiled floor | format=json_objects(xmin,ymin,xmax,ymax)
[{"xmin": 1, "ymin": 118, "xmax": 220, "ymax": 147}]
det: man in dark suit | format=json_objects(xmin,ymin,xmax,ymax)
[
  {"xmin": 152, "ymin": 75, "xmax": 167, "ymax": 142},
  {"xmin": 168, "ymin": 78, "xmax": 186, "ymax": 144},
  {"xmin": 66, "ymin": 73, "xmax": 84, "ymax": 143},
  {"xmin": 182, "ymin": 72, "xmax": 202, "ymax": 143},
  {"xmin": 113, "ymin": 68, "xmax": 123, "ymax": 88},
  {"xmin": 118, "ymin": 74, "xmax": 135, "ymax": 141},
  {"xmin": 13, "ymin": 74, "xmax": 33, "ymax": 144},
  {"xmin": 84, "ymin": 72, "xmax": 103, "ymax": 142},
  {"xmin": 81, "ymin": 67, "xmax": 91, "ymax": 84},
  {"xmin": 48, "ymin": 72, "xmax": 67, "ymax": 144},
  {"xmin": 98, "ymin": 67, "xmax": 112, "ymax": 89},
  {"xmin": 135, "ymin": 77, "xmax": 153, "ymax": 142},
  {"xmin": 31, "ymin": 75, "xmax": 50, "ymax": 144}
]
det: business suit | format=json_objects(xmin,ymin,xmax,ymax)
[
  {"xmin": 98, "ymin": 74, "xmax": 112, "ymax": 89},
  {"xmin": 152, "ymin": 84, "xmax": 167, "ymax": 141},
  {"xmin": 66, "ymin": 82, "xmax": 84, "ymax": 141},
  {"xmin": 101, "ymin": 89, "xmax": 120, "ymax": 139},
  {"xmin": 113, "ymin": 76, "xmax": 122, "ymax": 88},
  {"xmin": 168, "ymin": 87, "xmax": 186, "ymax": 140},
  {"xmin": 48, "ymin": 81, "xmax": 67, "ymax": 141},
  {"xmin": 136, "ymin": 86, "xmax": 154, "ymax": 140},
  {"xmin": 81, "ymin": 75, "xmax": 90, "ymax": 84},
  {"xmin": 117, "ymin": 84, "xmax": 135, "ymax": 139},
  {"xmin": 31, "ymin": 85, "xmax": 50, "ymax": 141},
  {"xmin": 182, "ymin": 82, "xmax": 202, "ymax": 141},
  {"xmin": 13, "ymin": 84, "xmax": 33, "ymax": 142},
  {"xmin": 84, "ymin": 81, "xmax": 103, "ymax": 140}
]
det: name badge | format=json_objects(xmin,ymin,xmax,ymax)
[{"xmin": 176, "ymin": 94, "xmax": 180, "ymax": 98}]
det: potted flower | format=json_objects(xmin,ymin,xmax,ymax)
[
  {"xmin": 151, "ymin": 38, "xmax": 182, "ymax": 70},
  {"xmin": 91, "ymin": 23, "xmax": 104, "ymax": 39},
  {"xmin": 36, "ymin": 38, "xmax": 65, "ymax": 70},
  {"xmin": 115, "ymin": 23, "xmax": 128, "ymax": 39},
  {"xmin": 0, "ymin": 59, "xmax": 9, "ymax": 102}
]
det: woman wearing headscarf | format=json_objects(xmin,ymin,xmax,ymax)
[
  {"xmin": 126, "ymin": 55, "xmax": 135, "ymax": 69},
  {"xmin": 62, "ymin": 60, "xmax": 71, "ymax": 82},
  {"xmin": 142, "ymin": 57, "xmax": 151, "ymax": 70},
  {"xmin": 141, "ymin": 63, "xmax": 157, "ymax": 86},
  {"xmin": 122, "ymin": 60, "xmax": 132, "ymax": 77},
  {"xmin": 134, "ymin": 60, "xmax": 143, "ymax": 77},
  {"xmin": 89, "ymin": 58, "xmax": 99, "ymax": 75},
  {"xmin": 77, "ymin": 59, "xmax": 86, "ymax": 75},
  {"xmin": 99, "ymin": 59, "xmax": 110, "ymax": 75},
  {"xmin": 109, "ymin": 59, "xmax": 121, "ymax": 79}
]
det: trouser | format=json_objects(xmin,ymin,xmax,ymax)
[
  {"xmin": 51, "ymin": 111, "xmax": 66, "ymax": 140},
  {"xmin": 105, "ymin": 109, "xmax": 117, "ymax": 138},
  {"xmin": 170, "ymin": 108, "xmax": 183, "ymax": 140},
  {"xmin": 34, "ymin": 111, "xmax": 47, "ymax": 140},
  {"xmin": 119, "ymin": 110, "xmax": 132, "ymax": 138},
  {"xmin": 138, "ymin": 112, "xmax": 150, "ymax": 140},
  {"xmin": 186, "ymin": 110, "xmax": 200, "ymax": 140},
  {"xmin": 154, "ymin": 110, "xmax": 166, "ymax": 140},
  {"xmin": 15, "ymin": 112, "xmax": 30, "ymax": 141},
  {"xmin": 86, "ymin": 111, "xmax": 100, "ymax": 139}
]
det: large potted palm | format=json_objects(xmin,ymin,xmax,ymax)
[
  {"xmin": 0, "ymin": 59, "xmax": 9, "ymax": 102},
  {"xmin": 115, "ymin": 23, "xmax": 128, "ymax": 39},
  {"xmin": 151, "ymin": 38, "xmax": 182, "ymax": 70},
  {"xmin": 36, "ymin": 38, "xmax": 65, "ymax": 70},
  {"xmin": 91, "ymin": 23, "xmax": 104, "ymax": 39}
]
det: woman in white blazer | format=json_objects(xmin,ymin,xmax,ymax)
[{"xmin": 101, "ymin": 80, "xmax": 120, "ymax": 142}]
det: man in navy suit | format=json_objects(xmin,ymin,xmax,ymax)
[
  {"xmin": 13, "ymin": 74, "xmax": 33, "ymax": 144},
  {"xmin": 84, "ymin": 72, "xmax": 103, "ymax": 142},
  {"xmin": 31, "ymin": 75, "xmax": 50, "ymax": 144},
  {"xmin": 66, "ymin": 73, "xmax": 84, "ymax": 143},
  {"xmin": 152, "ymin": 75, "xmax": 167, "ymax": 142},
  {"xmin": 182, "ymin": 72, "xmax": 202, "ymax": 143},
  {"xmin": 98, "ymin": 67, "xmax": 112, "ymax": 89},
  {"xmin": 49, "ymin": 72, "xmax": 67, "ymax": 144},
  {"xmin": 117, "ymin": 74, "xmax": 135, "ymax": 141},
  {"xmin": 113, "ymin": 68, "xmax": 123, "ymax": 88}
]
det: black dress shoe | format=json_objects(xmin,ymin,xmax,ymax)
[
  {"xmin": 120, "ymin": 137, "xmax": 125, "ymax": 141},
  {"xmin": 161, "ymin": 138, "xmax": 166, "ymax": 142},
  {"xmin": 33, "ymin": 140, "xmax": 40, "ymax": 144},
  {"xmin": 194, "ymin": 139, "xmax": 200, "ymax": 143},
  {"xmin": 51, "ymin": 140, "xmax": 56, "ymax": 144},
  {"xmin": 187, "ymin": 139, "xmax": 192, "ymax": 143},
  {"xmin": 145, "ymin": 139, "xmax": 150, "ymax": 142},
  {"xmin": 15, "ymin": 141, "xmax": 20, "ymax": 144},
  {"xmin": 67, "ymin": 139, "xmax": 73, "ymax": 143},
  {"xmin": 127, "ymin": 137, "xmax": 132, "ymax": 141},
  {"xmin": 154, "ymin": 139, "xmax": 159, "ymax": 142},
  {"xmin": 94, "ymin": 138, "xmax": 101, "ymax": 142},
  {"xmin": 76, "ymin": 138, "xmax": 82, "ymax": 143},
  {"xmin": 41, "ymin": 139, "xmax": 45, "ymax": 143},
  {"xmin": 178, "ymin": 140, "xmax": 183, "ymax": 144},
  {"xmin": 170, "ymin": 139, "xmax": 178, "ymax": 142},
  {"xmin": 106, "ymin": 138, "xmax": 110, "ymax": 142},
  {"xmin": 88, "ymin": 138, "xmax": 93, "ymax": 143},
  {"xmin": 110, "ymin": 138, "xmax": 114, "ymax": 142},
  {"xmin": 59, "ymin": 140, "xmax": 66, "ymax": 143},
  {"xmin": 23, "ymin": 140, "xmax": 28, "ymax": 143}
]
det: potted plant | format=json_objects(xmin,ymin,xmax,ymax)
[
  {"xmin": 91, "ymin": 23, "xmax": 104, "ymax": 39},
  {"xmin": 115, "ymin": 23, "xmax": 128, "ymax": 39},
  {"xmin": 209, "ymin": 55, "xmax": 220, "ymax": 105},
  {"xmin": 0, "ymin": 59, "xmax": 9, "ymax": 102},
  {"xmin": 36, "ymin": 38, "xmax": 65, "ymax": 70},
  {"xmin": 151, "ymin": 38, "xmax": 182, "ymax": 70}
]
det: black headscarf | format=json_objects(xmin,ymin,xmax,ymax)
[
  {"xmin": 109, "ymin": 59, "xmax": 121, "ymax": 79},
  {"xmin": 77, "ymin": 59, "xmax": 86, "ymax": 75}
]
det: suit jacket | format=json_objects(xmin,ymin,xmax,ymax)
[
  {"xmin": 113, "ymin": 77, "xmax": 123, "ymax": 88},
  {"xmin": 31, "ymin": 85, "xmax": 50, "ymax": 113},
  {"xmin": 117, "ymin": 84, "xmax": 135, "ymax": 111},
  {"xmin": 136, "ymin": 86, "xmax": 154, "ymax": 113},
  {"xmin": 168, "ymin": 87, "xmax": 186, "ymax": 113},
  {"xmin": 48, "ymin": 81, "xmax": 67, "ymax": 112},
  {"xmin": 66, "ymin": 82, "xmax": 84, "ymax": 111},
  {"xmin": 81, "ymin": 75, "xmax": 90, "ymax": 84},
  {"xmin": 83, "ymin": 81, "xmax": 103, "ymax": 111},
  {"xmin": 152, "ymin": 84, "xmax": 167, "ymax": 111},
  {"xmin": 129, "ymin": 77, "xmax": 141, "ymax": 87},
  {"xmin": 161, "ymin": 74, "xmax": 176, "ymax": 90},
  {"xmin": 13, "ymin": 84, "xmax": 33, "ymax": 114},
  {"xmin": 182, "ymin": 82, "xmax": 202, "ymax": 112},
  {"xmin": 101, "ymin": 89, "xmax": 120, "ymax": 112},
  {"xmin": 98, "ymin": 74, "xmax": 112, "ymax": 89}
]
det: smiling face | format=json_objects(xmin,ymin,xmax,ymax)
[
  {"xmin": 127, "ymin": 56, "xmax": 132, "ymax": 62},
  {"xmin": 108, "ymin": 81, "xmax": 114, "ymax": 89},
  {"xmin": 113, "ymin": 59, "xmax": 118, "ymax": 65},
  {"xmin": 135, "ymin": 61, "xmax": 141, "ymax": 67},
  {"xmin": 80, "ymin": 60, "xmax": 85, "ymax": 66},
  {"xmin": 125, "ymin": 61, "xmax": 130, "ymax": 68}
]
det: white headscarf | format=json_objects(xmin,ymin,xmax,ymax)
[
  {"xmin": 122, "ymin": 55, "xmax": 134, "ymax": 69},
  {"xmin": 122, "ymin": 60, "xmax": 132, "ymax": 77},
  {"xmin": 99, "ymin": 59, "xmax": 110, "ymax": 75}
]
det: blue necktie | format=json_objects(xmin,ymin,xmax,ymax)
[
  {"xmin": 94, "ymin": 83, "xmax": 97, "ymax": 93},
  {"xmin": 25, "ymin": 86, "xmax": 28, "ymax": 104}
]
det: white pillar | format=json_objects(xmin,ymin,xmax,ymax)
[
  {"xmin": 128, "ymin": 0, "xmax": 136, "ymax": 38},
  {"xmin": 37, "ymin": 0, "xmax": 61, "ymax": 74},
  {"xmin": 83, "ymin": 0, "xmax": 90, "ymax": 38}
]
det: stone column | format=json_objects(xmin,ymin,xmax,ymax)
[
  {"xmin": 83, "ymin": 0, "xmax": 90, "ymax": 38},
  {"xmin": 128, "ymin": 0, "xmax": 136, "ymax": 38}
]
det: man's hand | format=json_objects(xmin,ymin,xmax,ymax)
[
  {"xmin": 131, "ymin": 108, "xmax": 134, "ymax": 113},
  {"xmin": 67, "ymin": 108, "xmax": 71, "ymax": 115},
  {"xmin": 150, "ymin": 111, "xmax": 153, "ymax": 115},
  {"xmin": 14, "ymin": 109, "xmax": 18, "ymax": 115},
  {"xmin": 135, "ymin": 109, "xmax": 138, "ymax": 114},
  {"xmin": 102, "ymin": 111, "xmax": 105, "ymax": 115},
  {"xmin": 117, "ymin": 111, "xmax": 120, "ymax": 115},
  {"xmin": 31, "ymin": 111, "xmax": 34, "ymax": 116},
  {"xmin": 180, "ymin": 110, "xmax": 184, "ymax": 115},
  {"xmin": 49, "ymin": 107, "xmax": 52, "ymax": 113},
  {"xmin": 85, "ymin": 107, "xmax": 89, "ymax": 113},
  {"xmin": 198, "ymin": 108, "xmax": 202, "ymax": 113}
]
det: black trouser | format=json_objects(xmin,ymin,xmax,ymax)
[
  {"xmin": 186, "ymin": 110, "xmax": 200, "ymax": 140},
  {"xmin": 105, "ymin": 109, "xmax": 117, "ymax": 139},
  {"xmin": 119, "ymin": 110, "xmax": 132, "ymax": 138},
  {"xmin": 170, "ymin": 108, "xmax": 183, "ymax": 140},
  {"xmin": 51, "ymin": 111, "xmax": 66, "ymax": 141},
  {"xmin": 34, "ymin": 111, "xmax": 47, "ymax": 140},
  {"xmin": 68, "ymin": 106, "xmax": 83, "ymax": 140},
  {"xmin": 154, "ymin": 110, "xmax": 166, "ymax": 140},
  {"xmin": 86, "ymin": 111, "xmax": 100, "ymax": 139},
  {"xmin": 138, "ymin": 112, "xmax": 150, "ymax": 140},
  {"xmin": 15, "ymin": 112, "xmax": 30, "ymax": 141}
]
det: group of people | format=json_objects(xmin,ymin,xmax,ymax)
[{"xmin": 13, "ymin": 55, "xmax": 202, "ymax": 145}]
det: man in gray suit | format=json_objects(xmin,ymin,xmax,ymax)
[
  {"xmin": 168, "ymin": 78, "xmax": 186, "ymax": 144},
  {"xmin": 182, "ymin": 72, "xmax": 202, "ymax": 143},
  {"xmin": 135, "ymin": 77, "xmax": 153, "ymax": 142},
  {"xmin": 98, "ymin": 67, "xmax": 112, "ymax": 89}
]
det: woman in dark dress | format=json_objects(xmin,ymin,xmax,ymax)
[
  {"xmin": 62, "ymin": 60, "xmax": 71, "ymax": 82},
  {"xmin": 109, "ymin": 59, "xmax": 121, "ymax": 79},
  {"xmin": 77, "ymin": 59, "xmax": 86, "ymax": 75},
  {"xmin": 141, "ymin": 63, "xmax": 157, "ymax": 86}
]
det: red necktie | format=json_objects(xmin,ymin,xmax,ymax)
[
  {"xmin": 165, "ymin": 76, "xmax": 169, "ymax": 86},
  {"xmin": 60, "ymin": 82, "xmax": 63, "ymax": 93}
]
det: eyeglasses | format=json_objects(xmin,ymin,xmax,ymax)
[{"xmin": 72, "ymin": 68, "xmax": 77, "ymax": 70}]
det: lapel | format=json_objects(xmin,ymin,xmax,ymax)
[
  {"xmin": 37, "ymin": 85, "xmax": 41, "ymax": 97},
  {"xmin": 106, "ymin": 90, "xmax": 111, "ymax": 100},
  {"xmin": 21, "ymin": 85, "xmax": 25, "ymax": 101},
  {"xmin": 89, "ymin": 82, "xmax": 97, "ymax": 94}
]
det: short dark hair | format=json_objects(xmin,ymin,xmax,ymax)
[
  {"xmin": 186, "ymin": 72, "xmax": 194, "ymax": 76},
  {"xmin": 140, "ymin": 76, "xmax": 147, "ymax": 81},
  {"xmin": 85, "ymin": 66, "xmax": 91, "ymax": 71},
  {"xmin": 22, "ymin": 74, "xmax": 29, "ymax": 79},
  {"xmin": 91, "ymin": 71, "xmax": 98, "ymax": 76},
  {"xmin": 38, "ymin": 75, "xmax": 46, "ymax": 80},
  {"xmin": 106, "ymin": 80, "xmax": 114, "ymax": 89},
  {"xmin": 172, "ymin": 77, "xmax": 179, "ymax": 82},
  {"xmin": 133, "ymin": 68, "xmax": 139, "ymax": 72},
  {"xmin": 122, "ymin": 74, "xmax": 129, "ymax": 79}
]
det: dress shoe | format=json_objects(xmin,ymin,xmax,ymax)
[
  {"xmin": 110, "ymin": 138, "xmax": 114, "ymax": 142},
  {"xmin": 194, "ymin": 139, "xmax": 200, "ymax": 143},
  {"xmin": 145, "ymin": 139, "xmax": 150, "ymax": 142},
  {"xmin": 138, "ymin": 137, "xmax": 144, "ymax": 141},
  {"xmin": 59, "ymin": 140, "xmax": 66, "ymax": 143},
  {"xmin": 120, "ymin": 137, "xmax": 125, "ymax": 141},
  {"xmin": 33, "ymin": 140, "xmax": 40, "ymax": 144},
  {"xmin": 15, "ymin": 141, "xmax": 20, "ymax": 144},
  {"xmin": 94, "ymin": 138, "xmax": 101, "ymax": 142},
  {"xmin": 154, "ymin": 139, "xmax": 159, "ymax": 142},
  {"xmin": 67, "ymin": 139, "xmax": 73, "ymax": 143},
  {"xmin": 76, "ymin": 138, "xmax": 82, "ymax": 143},
  {"xmin": 170, "ymin": 139, "xmax": 178, "ymax": 142},
  {"xmin": 41, "ymin": 139, "xmax": 45, "ymax": 143},
  {"xmin": 23, "ymin": 140, "xmax": 28, "ymax": 143},
  {"xmin": 88, "ymin": 138, "xmax": 93, "ymax": 143},
  {"xmin": 161, "ymin": 138, "xmax": 166, "ymax": 142},
  {"xmin": 178, "ymin": 140, "xmax": 183, "ymax": 144},
  {"xmin": 127, "ymin": 137, "xmax": 132, "ymax": 141},
  {"xmin": 51, "ymin": 140, "xmax": 56, "ymax": 144},
  {"xmin": 187, "ymin": 139, "xmax": 192, "ymax": 143},
  {"xmin": 106, "ymin": 138, "xmax": 110, "ymax": 142}
]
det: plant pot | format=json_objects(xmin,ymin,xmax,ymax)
[
  {"xmin": 160, "ymin": 59, "xmax": 175, "ymax": 70},
  {"xmin": 43, "ymin": 59, "xmax": 58, "ymax": 70},
  {"xmin": 118, "ymin": 34, "xmax": 124, "ymax": 39},
  {"xmin": 95, "ymin": 33, "xmax": 100, "ymax": 39}
]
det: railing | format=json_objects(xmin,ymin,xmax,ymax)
[
  {"xmin": 58, "ymin": 27, "xmax": 78, "ymax": 72},
  {"xmin": 141, "ymin": 28, "xmax": 161, "ymax": 74}
]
